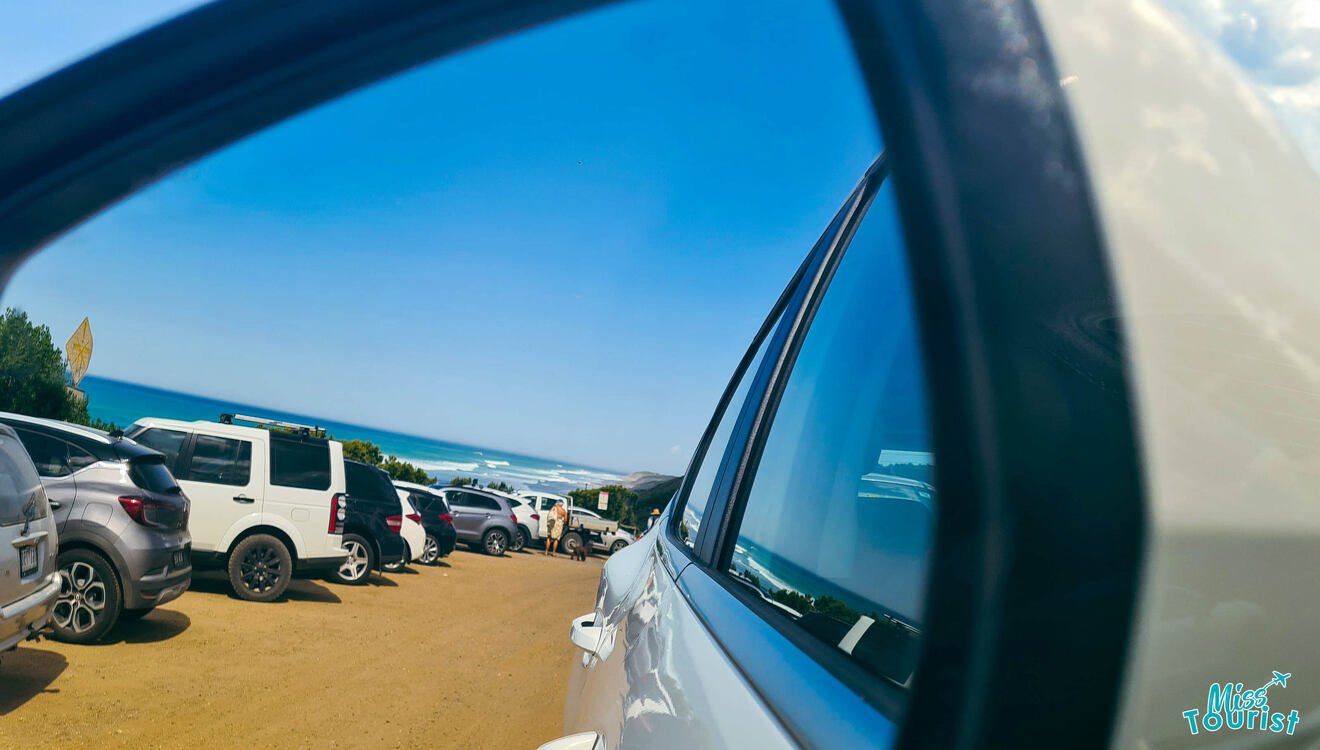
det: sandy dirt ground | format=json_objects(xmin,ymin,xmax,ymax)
[{"xmin": 0, "ymin": 547, "xmax": 604, "ymax": 749}]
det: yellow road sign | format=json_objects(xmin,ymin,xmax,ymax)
[{"xmin": 66, "ymin": 318, "xmax": 93, "ymax": 388}]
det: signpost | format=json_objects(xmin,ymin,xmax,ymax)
[
  {"xmin": 65, "ymin": 318, "xmax": 92, "ymax": 402},
  {"xmin": 598, "ymin": 491, "xmax": 609, "ymax": 511}
]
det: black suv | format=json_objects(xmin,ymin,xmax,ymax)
[
  {"xmin": 331, "ymin": 460, "xmax": 405, "ymax": 584},
  {"xmin": 394, "ymin": 482, "xmax": 457, "ymax": 564}
]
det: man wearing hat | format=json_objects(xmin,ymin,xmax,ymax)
[{"xmin": 646, "ymin": 508, "xmax": 661, "ymax": 532}]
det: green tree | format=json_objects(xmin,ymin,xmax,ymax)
[
  {"xmin": 485, "ymin": 480, "xmax": 515, "ymax": 493},
  {"xmin": 342, "ymin": 439, "xmax": 384, "ymax": 466},
  {"xmin": 449, "ymin": 476, "xmax": 477, "ymax": 487},
  {"xmin": 380, "ymin": 455, "xmax": 432, "ymax": 484},
  {"xmin": 0, "ymin": 308, "xmax": 86, "ymax": 421},
  {"xmin": 568, "ymin": 484, "xmax": 640, "ymax": 527}
]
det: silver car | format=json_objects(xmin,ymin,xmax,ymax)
[
  {"xmin": 0, "ymin": 424, "xmax": 60, "ymax": 654},
  {"xmin": 0, "ymin": 413, "xmax": 192, "ymax": 643}
]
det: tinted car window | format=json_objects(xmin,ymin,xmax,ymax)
[
  {"xmin": 129, "ymin": 455, "xmax": 182, "ymax": 494},
  {"xmin": 456, "ymin": 492, "xmax": 500, "ymax": 511},
  {"xmin": 677, "ymin": 315, "xmax": 780, "ymax": 549},
  {"xmin": 724, "ymin": 182, "xmax": 933, "ymax": 689},
  {"xmin": 0, "ymin": 431, "xmax": 47, "ymax": 524},
  {"xmin": 133, "ymin": 427, "xmax": 188, "ymax": 471},
  {"xmin": 345, "ymin": 462, "xmax": 396, "ymax": 505},
  {"xmin": 184, "ymin": 435, "xmax": 252, "ymax": 486},
  {"xmin": 12, "ymin": 427, "xmax": 72, "ymax": 478},
  {"xmin": 270, "ymin": 436, "xmax": 331, "ymax": 490}
]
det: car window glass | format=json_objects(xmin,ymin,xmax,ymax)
[
  {"xmin": 12, "ymin": 427, "xmax": 71, "ymax": 477},
  {"xmin": 133, "ymin": 428, "xmax": 188, "ymax": 471},
  {"xmin": 0, "ymin": 432, "xmax": 46, "ymax": 525},
  {"xmin": 677, "ymin": 313, "xmax": 782, "ymax": 550},
  {"xmin": 724, "ymin": 181, "xmax": 933, "ymax": 689},
  {"xmin": 270, "ymin": 437, "xmax": 331, "ymax": 490},
  {"xmin": 184, "ymin": 435, "xmax": 253, "ymax": 486},
  {"xmin": 67, "ymin": 443, "xmax": 98, "ymax": 471}
]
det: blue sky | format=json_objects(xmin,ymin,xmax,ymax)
[{"xmin": 1, "ymin": 0, "xmax": 881, "ymax": 474}]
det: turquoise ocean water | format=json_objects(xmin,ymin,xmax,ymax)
[{"xmin": 80, "ymin": 375, "xmax": 624, "ymax": 495}]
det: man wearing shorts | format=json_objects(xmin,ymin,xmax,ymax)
[{"xmin": 545, "ymin": 500, "xmax": 568, "ymax": 557}]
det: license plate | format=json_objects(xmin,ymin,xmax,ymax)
[
  {"xmin": 19, "ymin": 545, "xmax": 37, "ymax": 577},
  {"xmin": 172, "ymin": 550, "xmax": 187, "ymax": 570}
]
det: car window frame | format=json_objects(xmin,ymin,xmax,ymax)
[{"xmin": 178, "ymin": 431, "xmax": 252, "ymax": 487}]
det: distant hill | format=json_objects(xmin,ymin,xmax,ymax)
[
  {"xmin": 635, "ymin": 475, "xmax": 683, "ymax": 519},
  {"xmin": 618, "ymin": 471, "xmax": 680, "ymax": 492}
]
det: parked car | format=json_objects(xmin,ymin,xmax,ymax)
[
  {"xmin": 0, "ymin": 413, "xmax": 191, "ymax": 642},
  {"xmin": 485, "ymin": 488, "xmax": 538, "ymax": 551},
  {"xmin": 518, "ymin": 491, "xmax": 571, "ymax": 540},
  {"xmin": 569, "ymin": 507, "xmax": 633, "ymax": 555},
  {"xmin": 434, "ymin": 486, "xmax": 518, "ymax": 556},
  {"xmin": 394, "ymin": 481, "xmax": 456, "ymax": 564},
  {"xmin": 0, "ymin": 423, "xmax": 60, "ymax": 654},
  {"xmin": 126, "ymin": 414, "xmax": 348, "ymax": 602},
  {"xmin": 383, "ymin": 491, "xmax": 425, "ymax": 572},
  {"xmin": 334, "ymin": 460, "xmax": 406, "ymax": 584}
]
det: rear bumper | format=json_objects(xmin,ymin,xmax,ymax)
[
  {"xmin": 0, "ymin": 575, "xmax": 60, "ymax": 652},
  {"xmin": 295, "ymin": 554, "xmax": 349, "ymax": 578},
  {"xmin": 123, "ymin": 542, "xmax": 193, "ymax": 610}
]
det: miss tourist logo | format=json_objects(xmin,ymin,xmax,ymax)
[{"xmin": 1182, "ymin": 671, "xmax": 1300, "ymax": 736}]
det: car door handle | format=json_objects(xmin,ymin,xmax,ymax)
[
  {"xmin": 232, "ymin": 495, "xmax": 255, "ymax": 504},
  {"xmin": 48, "ymin": 500, "xmax": 62, "ymax": 509},
  {"xmin": 536, "ymin": 732, "xmax": 603, "ymax": 750}
]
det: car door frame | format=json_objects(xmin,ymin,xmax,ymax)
[
  {"xmin": 175, "ymin": 430, "xmax": 264, "ymax": 553},
  {"xmin": 0, "ymin": 1, "xmax": 1147, "ymax": 748}
]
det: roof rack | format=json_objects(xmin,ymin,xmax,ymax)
[{"xmin": 219, "ymin": 413, "xmax": 326, "ymax": 438}]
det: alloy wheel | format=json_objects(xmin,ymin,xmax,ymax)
[
  {"xmin": 339, "ymin": 540, "xmax": 369, "ymax": 581},
  {"xmin": 485, "ymin": 531, "xmax": 507, "ymax": 555},
  {"xmin": 421, "ymin": 536, "xmax": 439, "ymax": 564},
  {"xmin": 53, "ymin": 561, "xmax": 107, "ymax": 634},
  {"xmin": 239, "ymin": 544, "xmax": 283, "ymax": 593}
]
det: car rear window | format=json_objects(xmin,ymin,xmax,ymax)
[
  {"xmin": 270, "ymin": 436, "xmax": 331, "ymax": 490},
  {"xmin": 0, "ymin": 431, "xmax": 48, "ymax": 525},
  {"xmin": 129, "ymin": 455, "xmax": 182, "ymax": 495},
  {"xmin": 345, "ymin": 462, "xmax": 397, "ymax": 505}
]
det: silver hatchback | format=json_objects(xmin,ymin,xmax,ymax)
[{"xmin": 0, "ymin": 424, "xmax": 60, "ymax": 655}]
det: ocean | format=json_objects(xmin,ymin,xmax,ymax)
[{"xmin": 79, "ymin": 375, "xmax": 625, "ymax": 495}]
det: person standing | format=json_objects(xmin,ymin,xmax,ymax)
[
  {"xmin": 545, "ymin": 500, "xmax": 568, "ymax": 557},
  {"xmin": 646, "ymin": 508, "xmax": 661, "ymax": 532}
]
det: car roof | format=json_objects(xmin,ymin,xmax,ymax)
[
  {"xmin": 0, "ymin": 410, "xmax": 163, "ymax": 462},
  {"xmin": 393, "ymin": 479, "xmax": 438, "ymax": 493},
  {"xmin": 132, "ymin": 416, "xmax": 273, "ymax": 441},
  {"xmin": 0, "ymin": 411, "xmax": 114, "ymax": 445}
]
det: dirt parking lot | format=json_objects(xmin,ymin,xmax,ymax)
[{"xmin": 0, "ymin": 548, "xmax": 604, "ymax": 749}]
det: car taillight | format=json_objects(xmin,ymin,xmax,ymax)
[
  {"xmin": 510, "ymin": 514, "xmax": 518, "ymax": 525},
  {"xmin": 406, "ymin": 513, "xmax": 421, "ymax": 524},
  {"xmin": 439, "ymin": 513, "xmax": 453, "ymax": 524},
  {"xmin": 531, "ymin": 513, "xmax": 540, "ymax": 521},
  {"xmin": 118, "ymin": 496, "xmax": 156, "ymax": 527},
  {"xmin": 386, "ymin": 515, "xmax": 402, "ymax": 534},
  {"xmin": 329, "ymin": 493, "xmax": 346, "ymax": 534}
]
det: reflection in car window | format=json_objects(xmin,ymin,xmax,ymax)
[
  {"xmin": 12, "ymin": 427, "xmax": 72, "ymax": 477},
  {"xmin": 724, "ymin": 180, "xmax": 933, "ymax": 689},
  {"xmin": 0, "ymin": 432, "xmax": 47, "ymax": 525},
  {"xmin": 184, "ymin": 435, "xmax": 252, "ymax": 487},
  {"xmin": 133, "ymin": 428, "xmax": 187, "ymax": 471},
  {"xmin": 677, "ymin": 313, "xmax": 781, "ymax": 550}
]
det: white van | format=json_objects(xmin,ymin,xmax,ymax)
[{"xmin": 126, "ymin": 414, "xmax": 348, "ymax": 602}]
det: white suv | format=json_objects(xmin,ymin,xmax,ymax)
[{"xmin": 126, "ymin": 414, "xmax": 348, "ymax": 602}]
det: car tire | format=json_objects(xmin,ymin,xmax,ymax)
[
  {"xmin": 331, "ymin": 533, "xmax": 375, "ymax": 585},
  {"xmin": 560, "ymin": 532, "xmax": 583, "ymax": 557},
  {"xmin": 419, "ymin": 535, "xmax": 440, "ymax": 564},
  {"xmin": 50, "ymin": 548, "xmax": 122, "ymax": 644},
  {"xmin": 383, "ymin": 540, "xmax": 409, "ymax": 572},
  {"xmin": 610, "ymin": 540, "xmax": 628, "ymax": 554},
  {"xmin": 228, "ymin": 534, "xmax": 293, "ymax": 602},
  {"xmin": 511, "ymin": 526, "xmax": 529, "ymax": 553},
  {"xmin": 483, "ymin": 528, "xmax": 509, "ymax": 556}
]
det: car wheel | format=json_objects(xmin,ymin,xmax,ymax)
[
  {"xmin": 560, "ymin": 532, "xmax": 583, "ymax": 556},
  {"xmin": 331, "ymin": 533, "xmax": 375, "ymax": 585},
  {"xmin": 511, "ymin": 526, "xmax": 528, "ymax": 553},
  {"xmin": 483, "ymin": 528, "xmax": 508, "ymax": 556},
  {"xmin": 228, "ymin": 534, "xmax": 293, "ymax": 602},
  {"xmin": 50, "ymin": 549, "xmax": 122, "ymax": 644},
  {"xmin": 610, "ymin": 540, "xmax": 628, "ymax": 554},
  {"xmin": 419, "ymin": 535, "xmax": 440, "ymax": 564},
  {"xmin": 383, "ymin": 541, "xmax": 409, "ymax": 572}
]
